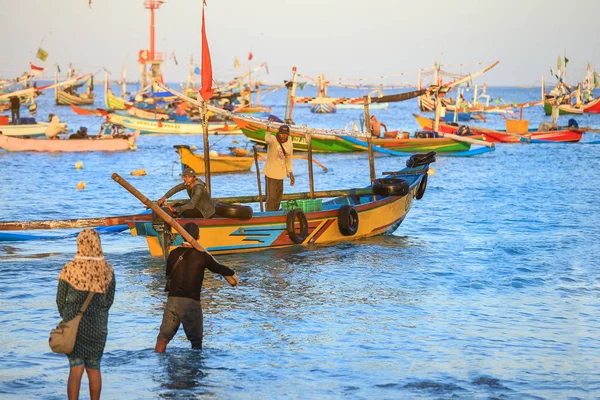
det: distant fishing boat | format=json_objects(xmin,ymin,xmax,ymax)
[
  {"xmin": 174, "ymin": 144, "xmax": 254, "ymax": 174},
  {"xmin": 107, "ymin": 112, "xmax": 241, "ymax": 135},
  {"xmin": 414, "ymin": 114, "xmax": 585, "ymax": 143},
  {"xmin": 0, "ymin": 120, "xmax": 68, "ymax": 138},
  {"xmin": 0, "ymin": 130, "xmax": 140, "ymax": 152},
  {"xmin": 232, "ymin": 115, "xmax": 477, "ymax": 153}
]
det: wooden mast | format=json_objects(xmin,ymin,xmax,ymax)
[{"xmin": 363, "ymin": 95, "xmax": 375, "ymax": 182}]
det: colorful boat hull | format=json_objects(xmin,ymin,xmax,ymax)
[
  {"xmin": 128, "ymin": 167, "xmax": 428, "ymax": 257},
  {"xmin": 543, "ymin": 101, "xmax": 583, "ymax": 115},
  {"xmin": 105, "ymin": 89, "xmax": 128, "ymax": 111},
  {"xmin": 0, "ymin": 121, "xmax": 66, "ymax": 138},
  {"xmin": 414, "ymin": 114, "xmax": 583, "ymax": 143},
  {"xmin": 233, "ymin": 117, "xmax": 471, "ymax": 153},
  {"xmin": 583, "ymin": 97, "xmax": 600, "ymax": 113},
  {"xmin": 108, "ymin": 113, "xmax": 241, "ymax": 135},
  {"xmin": 0, "ymin": 131, "xmax": 139, "ymax": 152},
  {"xmin": 56, "ymin": 89, "xmax": 95, "ymax": 106}
]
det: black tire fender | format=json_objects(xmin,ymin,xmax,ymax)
[
  {"xmin": 416, "ymin": 174, "xmax": 428, "ymax": 200},
  {"xmin": 286, "ymin": 209, "xmax": 308, "ymax": 244},
  {"xmin": 214, "ymin": 202, "xmax": 253, "ymax": 220},
  {"xmin": 371, "ymin": 178, "xmax": 410, "ymax": 197},
  {"xmin": 338, "ymin": 205, "xmax": 359, "ymax": 236}
]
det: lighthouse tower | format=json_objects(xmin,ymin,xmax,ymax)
[{"xmin": 139, "ymin": 0, "xmax": 165, "ymax": 88}]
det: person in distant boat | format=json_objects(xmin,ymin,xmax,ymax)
[
  {"xmin": 370, "ymin": 115, "xmax": 388, "ymax": 138},
  {"xmin": 69, "ymin": 127, "xmax": 89, "ymax": 140},
  {"xmin": 155, "ymin": 222, "xmax": 238, "ymax": 353},
  {"xmin": 263, "ymin": 124, "xmax": 294, "ymax": 211},
  {"xmin": 56, "ymin": 228, "xmax": 115, "ymax": 400},
  {"xmin": 46, "ymin": 114, "xmax": 64, "ymax": 140},
  {"xmin": 157, "ymin": 167, "xmax": 215, "ymax": 218},
  {"xmin": 96, "ymin": 117, "xmax": 114, "ymax": 139},
  {"xmin": 9, "ymin": 96, "xmax": 20, "ymax": 124}
]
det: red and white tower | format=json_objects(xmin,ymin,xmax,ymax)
[{"xmin": 139, "ymin": 0, "xmax": 165, "ymax": 88}]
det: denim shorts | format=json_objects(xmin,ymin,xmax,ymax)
[{"xmin": 68, "ymin": 355, "xmax": 102, "ymax": 370}]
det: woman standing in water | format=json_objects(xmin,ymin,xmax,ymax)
[{"xmin": 56, "ymin": 229, "xmax": 115, "ymax": 400}]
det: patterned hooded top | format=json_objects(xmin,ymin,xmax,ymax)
[{"xmin": 57, "ymin": 228, "xmax": 114, "ymax": 293}]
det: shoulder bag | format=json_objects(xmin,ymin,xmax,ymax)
[{"xmin": 49, "ymin": 292, "xmax": 95, "ymax": 354}]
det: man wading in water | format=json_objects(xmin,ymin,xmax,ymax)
[{"xmin": 155, "ymin": 222, "xmax": 238, "ymax": 352}]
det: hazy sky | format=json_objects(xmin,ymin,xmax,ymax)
[{"xmin": 1, "ymin": 0, "xmax": 598, "ymax": 87}]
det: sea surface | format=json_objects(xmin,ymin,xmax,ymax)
[{"xmin": 1, "ymin": 84, "xmax": 599, "ymax": 399}]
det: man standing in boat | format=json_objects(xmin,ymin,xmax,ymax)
[
  {"xmin": 263, "ymin": 124, "xmax": 294, "ymax": 211},
  {"xmin": 157, "ymin": 168, "xmax": 215, "ymax": 218},
  {"xmin": 9, "ymin": 96, "xmax": 20, "ymax": 124}
]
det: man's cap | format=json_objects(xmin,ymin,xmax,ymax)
[
  {"xmin": 278, "ymin": 125, "xmax": 290, "ymax": 134},
  {"xmin": 183, "ymin": 167, "xmax": 196, "ymax": 177}
]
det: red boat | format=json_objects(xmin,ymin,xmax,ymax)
[
  {"xmin": 414, "ymin": 114, "xmax": 584, "ymax": 143},
  {"xmin": 583, "ymin": 97, "xmax": 600, "ymax": 114}
]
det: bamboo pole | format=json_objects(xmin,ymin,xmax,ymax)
[
  {"xmin": 306, "ymin": 134, "xmax": 315, "ymax": 199},
  {"xmin": 253, "ymin": 145, "xmax": 264, "ymax": 212},
  {"xmin": 112, "ymin": 173, "xmax": 238, "ymax": 286},
  {"xmin": 201, "ymin": 101, "xmax": 211, "ymax": 193},
  {"xmin": 286, "ymin": 66, "xmax": 298, "ymax": 124},
  {"xmin": 0, "ymin": 215, "xmax": 141, "ymax": 231},
  {"xmin": 363, "ymin": 95, "xmax": 376, "ymax": 182},
  {"xmin": 167, "ymin": 188, "xmax": 376, "ymax": 206}
]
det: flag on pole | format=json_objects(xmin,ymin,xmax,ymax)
[
  {"xmin": 194, "ymin": 66, "xmax": 200, "ymax": 75},
  {"xmin": 594, "ymin": 71, "xmax": 599, "ymax": 89},
  {"xmin": 248, "ymin": 52, "xmax": 253, "ymax": 61},
  {"xmin": 171, "ymin": 52, "xmax": 179, "ymax": 66},
  {"xmin": 233, "ymin": 57, "xmax": 240, "ymax": 68},
  {"xmin": 199, "ymin": 3, "xmax": 214, "ymax": 101},
  {"xmin": 36, "ymin": 47, "xmax": 48, "ymax": 62},
  {"xmin": 564, "ymin": 56, "xmax": 569, "ymax": 67},
  {"xmin": 265, "ymin": 63, "xmax": 270, "ymax": 74},
  {"xmin": 30, "ymin": 62, "xmax": 45, "ymax": 75}
]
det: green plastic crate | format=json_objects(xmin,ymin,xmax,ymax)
[{"xmin": 282, "ymin": 199, "xmax": 322, "ymax": 212}]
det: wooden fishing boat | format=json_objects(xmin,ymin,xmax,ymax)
[
  {"xmin": 414, "ymin": 114, "xmax": 584, "ymax": 143},
  {"xmin": 174, "ymin": 144, "xmax": 254, "ymax": 174},
  {"xmin": 107, "ymin": 112, "xmax": 241, "ymax": 135},
  {"xmin": 583, "ymin": 97, "xmax": 600, "ymax": 113},
  {"xmin": 0, "ymin": 130, "xmax": 140, "ymax": 152},
  {"xmin": 232, "ymin": 115, "xmax": 476, "ymax": 153},
  {"xmin": 56, "ymin": 87, "xmax": 95, "ymax": 106},
  {"xmin": 105, "ymin": 88, "xmax": 129, "ymax": 110},
  {"xmin": 418, "ymin": 61, "xmax": 500, "ymax": 112},
  {"xmin": 126, "ymin": 161, "xmax": 432, "ymax": 257},
  {"xmin": 0, "ymin": 121, "xmax": 68, "ymax": 138},
  {"xmin": 543, "ymin": 100, "xmax": 583, "ymax": 115},
  {"xmin": 295, "ymin": 96, "xmax": 389, "ymax": 110}
]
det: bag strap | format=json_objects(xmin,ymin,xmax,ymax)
[
  {"xmin": 79, "ymin": 292, "xmax": 95, "ymax": 314},
  {"xmin": 276, "ymin": 137, "xmax": 287, "ymax": 156},
  {"xmin": 167, "ymin": 249, "xmax": 189, "ymax": 280}
]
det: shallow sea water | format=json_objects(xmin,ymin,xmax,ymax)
[{"xmin": 1, "ymin": 85, "xmax": 600, "ymax": 399}]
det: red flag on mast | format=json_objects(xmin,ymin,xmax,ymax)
[
  {"xmin": 199, "ymin": 3, "xmax": 214, "ymax": 101},
  {"xmin": 248, "ymin": 52, "xmax": 253, "ymax": 61}
]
